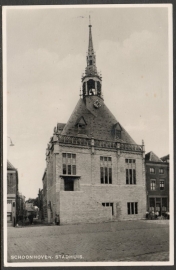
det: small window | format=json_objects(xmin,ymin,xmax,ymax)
[
  {"xmin": 159, "ymin": 168, "xmax": 164, "ymax": 174},
  {"xmin": 127, "ymin": 202, "xmax": 138, "ymax": 215},
  {"xmin": 150, "ymin": 180, "xmax": 156, "ymax": 190},
  {"xmin": 150, "ymin": 168, "xmax": 155, "ymax": 174},
  {"xmin": 126, "ymin": 159, "xmax": 135, "ymax": 163},
  {"xmin": 160, "ymin": 180, "xmax": 165, "ymax": 190}
]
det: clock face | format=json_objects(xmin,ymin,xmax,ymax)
[{"xmin": 94, "ymin": 99, "xmax": 101, "ymax": 108}]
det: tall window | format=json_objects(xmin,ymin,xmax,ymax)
[
  {"xmin": 125, "ymin": 159, "xmax": 136, "ymax": 184},
  {"xmin": 160, "ymin": 180, "xmax": 165, "ymax": 190},
  {"xmin": 62, "ymin": 153, "xmax": 76, "ymax": 175},
  {"xmin": 150, "ymin": 179, "xmax": 156, "ymax": 190},
  {"xmin": 127, "ymin": 202, "xmax": 138, "ymax": 215},
  {"xmin": 150, "ymin": 168, "xmax": 155, "ymax": 174},
  {"xmin": 159, "ymin": 168, "xmax": 164, "ymax": 174},
  {"xmin": 100, "ymin": 156, "xmax": 112, "ymax": 184},
  {"xmin": 126, "ymin": 169, "xmax": 136, "ymax": 184}
]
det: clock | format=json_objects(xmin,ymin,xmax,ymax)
[{"xmin": 94, "ymin": 99, "xmax": 101, "ymax": 108}]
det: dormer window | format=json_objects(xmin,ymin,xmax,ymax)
[
  {"xmin": 75, "ymin": 116, "xmax": 87, "ymax": 135},
  {"xmin": 113, "ymin": 122, "xmax": 122, "ymax": 140}
]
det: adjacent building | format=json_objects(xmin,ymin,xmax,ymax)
[
  {"xmin": 145, "ymin": 151, "xmax": 169, "ymax": 216},
  {"xmin": 43, "ymin": 22, "xmax": 147, "ymax": 225},
  {"xmin": 7, "ymin": 160, "xmax": 18, "ymax": 226},
  {"xmin": 16, "ymin": 192, "xmax": 26, "ymax": 220}
]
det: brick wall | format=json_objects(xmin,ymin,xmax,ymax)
[{"xmin": 146, "ymin": 162, "xmax": 169, "ymax": 197}]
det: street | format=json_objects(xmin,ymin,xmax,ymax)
[{"xmin": 7, "ymin": 219, "xmax": 169, "ymax": 262}]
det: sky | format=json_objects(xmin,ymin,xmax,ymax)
[{"xmin": 4, "ymin": 5, "xmax": 171, "ymax": 199}]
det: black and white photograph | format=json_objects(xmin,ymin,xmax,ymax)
[{"xmin": 3, "ymin": 4, "xmax": 173, "ymax": 266}]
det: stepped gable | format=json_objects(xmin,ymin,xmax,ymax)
[
  {"xmin": 145, "ymin": 151, "xmax": 163, "ymax": 162},
  {"xmin": 62, "ymin": 96, "xmax": 136, "ymax": 144}
]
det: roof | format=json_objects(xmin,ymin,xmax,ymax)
[
  {"xmin": 160, "ymin": 154, "xmax": 169, "ymax": 162},
  {"xmin": 57, "ymin": 123, "xmax": 66, "ymax": 130},
  {"xmin": 7, "ymin": 160, "xmax": 17, "ymax": 170},
  {"xmin": 62, "ymin": 96, "xmax": 136, "ymax": 144},
  {"xmin": 145, "ymin": 151, "xmax": 163, "ymax": 162}
]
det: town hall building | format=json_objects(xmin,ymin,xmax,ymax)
[{"xmin": 43, "ymin": 21, "xmax": 147, "ymax": 224}]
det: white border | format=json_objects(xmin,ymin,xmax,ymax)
[{"xmin": 3, "ymin": 3, "xmax": 174, "ymax": 267}]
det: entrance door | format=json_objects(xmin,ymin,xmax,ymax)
[{"xmin": 156, "ymin": 202, "xmax": 161, "ymax": 216}]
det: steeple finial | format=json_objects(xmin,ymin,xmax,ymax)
[
  {"xmin": 88, "ymin": 16, "xmax": 94, "ymax": 56},
  {"xmin": 89, "ymin": 15, "xmax": 91, "ymax": 27}
]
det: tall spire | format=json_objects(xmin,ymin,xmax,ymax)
[
  {"xmin": 85, "ymin": 16, "xmax": 97, "ymax": 76},
  {"xmin": 88, "ymin": 16, "xmax": 94, "ymax": 56},
  {"xmin": 81, "ymin": 18, "xmax": 103, "ymax": 99}
]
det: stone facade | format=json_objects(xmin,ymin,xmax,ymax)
[
  {"xmin": 43, "ymin": 21, "xmax": 147, "ymax": 225},
  {"xmin": 44, "ymin": 136, "xmax": 146, "ymax": 224}
]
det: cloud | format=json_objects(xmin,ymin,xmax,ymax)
[{"xmin": 7, "ymin": 48, "xmax": 85, "ymax": 89}]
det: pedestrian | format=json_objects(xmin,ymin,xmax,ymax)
[
  {"xmin": 28, "ymin": 214, "xmax": 33, "ymax": 224},
  {"xmin": 55, "ymin": 214, "xmax": 60, "ymax": 225}
]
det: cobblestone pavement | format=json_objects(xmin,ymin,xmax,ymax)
[{"xmin": 7, "ymin": 219, "xmax": 169, "ymax": 263}]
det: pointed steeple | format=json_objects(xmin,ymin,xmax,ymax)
[
  {"xmin": 88, "ymin": 16, "xmax": 94, "ymax": 56},
  {"xmin": 85, "ymin": 16, "xmax": 97, "ymax": 76},
  {"xmin": 81, "ymin": 17, "xmax": 103, "ymax": 99}
]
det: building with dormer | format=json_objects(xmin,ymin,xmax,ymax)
[
  {"xmin": 43, "ymin": 21, "xmax": 147, "ymax": 224},
  {"xmin": 145, "ymin": 151, "xmax": 169, "ymax": 216}
]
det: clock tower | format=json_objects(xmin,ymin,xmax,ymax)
[{"xmin": 81, "ymin": 17, "xmax": 103, "ymax": 100}]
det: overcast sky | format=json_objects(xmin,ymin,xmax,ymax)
[{"xmin": 4, "ymin": 5, "xmax": 171, "ymax": 199}]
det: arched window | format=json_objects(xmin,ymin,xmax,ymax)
[{"xmin": 87, "ymin": 79, "xmax": 95, "ymax": 95}]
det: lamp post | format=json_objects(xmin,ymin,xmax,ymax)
[{"xmin": 7, "ymin": 136, "xmax": 14, "ymax": 146}]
